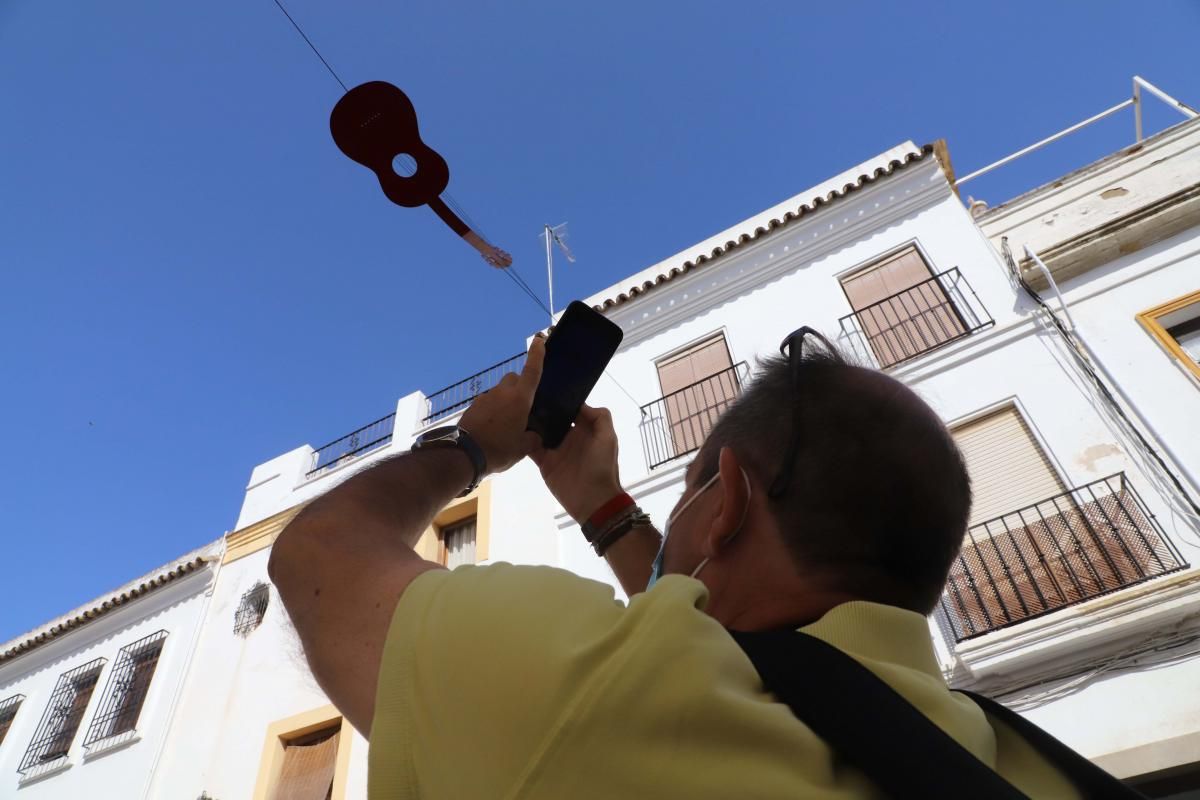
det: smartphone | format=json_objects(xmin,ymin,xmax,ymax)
[{"xmin": 527, "ymin": 301, "xmax": 624, "ymax": 448}]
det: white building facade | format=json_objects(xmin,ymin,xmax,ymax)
[
  {"xmin": 0, "ymin": 541, "xmax": 221, "ymax": 799},
  {"xmin": 4, "ymin": 113, "xmax": 1198, "ymax": 798}
]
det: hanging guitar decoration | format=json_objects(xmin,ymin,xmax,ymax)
[{"xmin": 329, "ymin": 81, "xmax": 512, "ymax": 269}]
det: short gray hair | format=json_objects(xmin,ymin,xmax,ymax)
[{"xmin": 695, "ymin": 341, "xmax": 970, "ymax": 614}]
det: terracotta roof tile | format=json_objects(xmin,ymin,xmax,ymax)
[
  {"xmin": 0, "ymin": 558, "xmax": 209, "ymax": 665},
  {"xmin": 592, "ymin": 144, "xmax": 936, "ymax": 312}
]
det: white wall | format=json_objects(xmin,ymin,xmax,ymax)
[{"xmin": 0, "ymin": 558, "xmax": 217, "ymax": 800}]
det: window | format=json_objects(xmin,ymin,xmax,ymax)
[
  {"xmin": 252, "ymin": 706, "xmax": 352, "ymax": 800},
  {"xmin": 940, "ymin": 407, "xmax": 1184, "ymax": 641},
  {"xmin": 654, "ymin": 334, "xmax": 737, "ymax": 457},
  {"xmin": 1138, "ymin": 290, "xmax": 1200, "ymax": 382},
  {"xmin": 952, "ymin": 406, "xmax": 1066, "ymax": 528},
  {"xmin": 235, "ymin": 582, "xmax": 271, "ymax": 636},
  {"xmin": 441, "ymin": 516, "xmax": 477, "ymax": 569},
  {"xmin": 19, "ymin": 658, "xmax": 106, "ymax": 772},
  {"xmin": 839, "ymin": 245, "xmax": 968, "ymax": 367},
  {"xmin": 0, "ymin": 695, "xmax": 24, "ymax": 748},
  {"xmin": 83, "ymin": 631, "xmax": 167, "ymax": 746},
  {"xmin": 272, "ymin": 726, "xmax": 340, "ymax": 800}
]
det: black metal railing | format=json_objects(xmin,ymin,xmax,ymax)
[
  {"xmin": 939, "ymin": 473, "xmax": 1187, "ymax": 642},
  {"xmin": 83, "ymin": 631, "xmax": 167, "ymax": 747},
  {"xmin": 839, "ymin": 268, "xmax": 993, "ymax": 369},
  {"xmin": 234, "ymin": 582, "xmax": 270, "ymax": 637},
  {"xmin": 306, "ymin": 412, "xmax": 397, "ymax": 478},
  {"xmin": 0, "ymin": 694, "xmax": 25, "ymax": 747},
  {"xmin": 423, "ymin": 352, "xmax": 526, "ymax": 424},
  {"xmin": 19, "ymin": 657, "xmax": 106, "ymax": 772},
  {"xmin": 639, "ymin": 362, "xmax": 750, "ymax": 470}
]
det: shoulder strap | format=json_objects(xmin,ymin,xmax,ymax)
[
  {"xmin": 730, "ymin": 629, "xmax": 1147, "ymax": 800},
  {"xmin": 731, "ymin": 628, "xmax": 1028, "ymax": 799},
  {"xmin": 956, "ymin": 690, "xmax": 1146, "ymax": 800}
]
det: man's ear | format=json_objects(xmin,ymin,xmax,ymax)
[{"xmin": 703, "ymin": 446, "xmax": 750, "ymax": 557}]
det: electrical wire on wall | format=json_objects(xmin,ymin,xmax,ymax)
[{"xmin": 1000, "ymin": 237, "xmax": 1200, "ymax": 548}]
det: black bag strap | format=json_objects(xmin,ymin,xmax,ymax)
[
  {"xmin": 955, "ymin": 689, "xmax": 1146, "ymax": 800},
  {"xmin": 730, "ymin": 629, "xmax": 1146, "ymax": 800}
]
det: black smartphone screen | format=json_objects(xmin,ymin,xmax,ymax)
[{"xmin": 527, "ymin": 301, "xmax": 624, "ymax": 448}]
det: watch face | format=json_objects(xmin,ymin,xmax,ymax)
[{"xmin": 418, "ymin": 426, "xmax": 460, "ymax": 446}]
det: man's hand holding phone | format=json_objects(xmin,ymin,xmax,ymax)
[
  {"xmin": 460, "ymin": 335, "xmax": 546, "ymax": 475},
  {"xmin": 530, "ymin": 405, "xmax": 624, "ymax": 523}
]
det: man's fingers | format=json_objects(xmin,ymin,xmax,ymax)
[{"xmin": 519, "ymin": 335, "xmax": 546, "ymax": 394}]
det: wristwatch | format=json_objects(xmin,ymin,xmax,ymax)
[{"xmin": 411, "ymin": 426, "xmax": 487, "ymax": 497}]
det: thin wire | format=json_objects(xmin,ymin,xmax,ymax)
[
  {"xmin": 271, "ymin": 0, "xmax": 349, "ymax": 93},
  {"xmin": 268, "ymin": 0, "xmax": 639, "ymax": 412}
]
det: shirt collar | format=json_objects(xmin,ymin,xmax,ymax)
[{"xmin": 798, "ymin": 600, "xmax": 943, "ymax": 679}]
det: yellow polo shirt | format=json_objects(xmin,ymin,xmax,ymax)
[{"xmin": 369, "ymin": 563, "xmax": 1080, "ymax": 799}]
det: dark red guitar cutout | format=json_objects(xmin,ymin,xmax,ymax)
[{"xmin": 330, "ymin": 81, "xmax": 512, "ymax": 268}]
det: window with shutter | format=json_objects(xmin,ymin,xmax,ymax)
[
  {"xmin": 840, "ymin": 246, "xmax": 966, "ymax": 367},
  {"xmin": 84, "ymin": 630, "xmax": 168, "ymax": 746},
  {"xmin": 1137, "ymin": 290, "xmax": 1200, "ymax": 382},
  {"xmin": 270, "ymin": 727, "xmax": 341, "ymax": 800},
  {"xmin": 0, "ymin": 695, "xmax": 24, "ymax": 748},
  {"xmin": 19, "ymin": 658, "xmax": 106, "ymax": 772},
  {"xmin": 655, "ymin": 334, "xmax": 736, "ymax": 456}
]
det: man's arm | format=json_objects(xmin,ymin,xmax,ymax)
[
  {"xmin": 269, "ymin": 337, "xmax": 545, "ymax": 735},
  {"xmin": 530, "ymin": 405, "xmax": 661, "ymax": 596}
]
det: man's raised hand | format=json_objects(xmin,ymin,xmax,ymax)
[
  {"xmin": 460, "ymin": 335, "xmax": 546, "ymax": 475},
  {"xmin": 530, "ymin": 404, "xmax": 624, "ymax": 523}
]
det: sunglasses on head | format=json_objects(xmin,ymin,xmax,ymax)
[{"xmin": 769, "ymin": 327, "xmax": 836, "ymax": 499}]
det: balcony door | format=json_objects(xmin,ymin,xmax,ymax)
[
  {"xmin": 841, "ymin": 246, "xmax": 965, "ymax": 367},
  {"xmin": 656, "ymin": 335, "xmax": 735, "ymax": 457}
]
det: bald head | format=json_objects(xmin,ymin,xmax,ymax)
[{"xmin": 695, "ymin": 345, "xmax": 971, "ymax": 614}]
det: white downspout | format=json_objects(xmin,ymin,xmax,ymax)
[
  {"xmin": 1023, "ymin": 247, "xmax": 1200, "ymax": 501},
  {"xmin": 139, "ymin": 538, "xmax": 227, "ymax": 800}
]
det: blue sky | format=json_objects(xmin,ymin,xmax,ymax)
[{"xmin": 2, "ymin": 1, "xmax": 1198, "ymax": 641}]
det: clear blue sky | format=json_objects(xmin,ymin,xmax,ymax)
[{"xmin": 2, "ymin": 1, "xmax": 1198, "ymax": 641}]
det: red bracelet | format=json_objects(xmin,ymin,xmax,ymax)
[{"xmin": 582, "ymin": 492, "xmax": 634, "ymax": 541}]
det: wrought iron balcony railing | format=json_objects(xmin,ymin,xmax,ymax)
[
  {"xmin": 939, "ymin": 473, "xmax": 1187, "ymax": 642},
  {"xmin": 423, "ymin": 352, "xmax": 526, "ymax": 425},
  {"xmin": 306, "ymin": 412, "xmax": 397, "ymax": 478},
  {"xmin": 639, "ymin": 362, "xmax": 750, "ymax": 470},
  {"xmin": 839, "ymin": 268, "xmax": 993, "ymax": 369}
]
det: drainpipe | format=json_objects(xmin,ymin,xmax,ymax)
[
  {"xmin": 139, "ymin": 538, "xmax": 227, "ymax": 800},
  {"xmin": 1023, "ymin": 246, "xmax": 1200, "ymax": 501}
]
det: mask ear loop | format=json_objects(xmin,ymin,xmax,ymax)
[{"xmin": 689, "ymin": 467, "xmax": 754, "ymax": 579}]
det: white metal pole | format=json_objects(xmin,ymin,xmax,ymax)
[
  {"xmin": 544, "ymin": 224, "xmax": 555, "ymax": 323},
  {"xmin": 1133, "ymin": 78, "xmax": 1143, "ymax": 142},
  {"xmin": 1133, "ymin": 75, "xmax": 1200, "ymax": 120}
]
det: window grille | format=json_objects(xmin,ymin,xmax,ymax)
[
  {"xmin": 234, "ymin": 582, "xmax": 270, "ymax": 636},
  {"xmin": 83, "ymin": 630, "xmax": 167, "ymax": 746},
  {"xmin": 0, "ymin": 694, "xmax": 25, "ymax": 747},
  {"xmin": 18, "ymin": 658, "xmax": 105, "ymax": 772}
]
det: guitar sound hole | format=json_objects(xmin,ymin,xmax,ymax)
[{"xmin": 392, "ymin": 154, "xmax": 418, "ymax": 178}]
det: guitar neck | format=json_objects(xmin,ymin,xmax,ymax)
[
  {"xmin": 427, "ymin": 196, "xmax": 512, "ymax": 268},
  {"xmin": 427, "ymin": 196, "xmax": 470, "ymax": 237}
]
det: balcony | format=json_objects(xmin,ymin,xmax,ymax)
[
  {"xmin": 639, "ymin": 362, "xmax": 750, "ymax": 470},
  {"xmin": 306, "ymin": 412, "xmax": 397, "ymax": 478},
  {"xmin": 423, "ymin": 352, "xmax": 526, "ymax": 425},
  {"xmin": 839, "ymin": 268, "xmax": 993, "ymax": 369},
  {"xmin": 939, "ymin": 473, "xmax": 1187, "ymax": 643}
]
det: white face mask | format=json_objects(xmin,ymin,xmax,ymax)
[{"xmin": 646, "ymin": 467, "xmax": 751, "ymax": 591}]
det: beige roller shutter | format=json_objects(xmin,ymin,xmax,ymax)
[
  {"xmin": 951, "ymin": 406, "xmax": 1065, "ymax": 528},
  {"xmin": 656, "ymin": 335, "xmax": 736, "ymax": 456}
]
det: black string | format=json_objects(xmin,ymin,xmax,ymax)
[
  {"xmin": 272, "ymin": 0, "xmax": 349, "ymax": 93},
  {"xmin": 268, "ymin": 1, "xmax": 555, "ymax": 323}
]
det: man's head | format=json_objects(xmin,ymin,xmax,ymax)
[{"xmin": 657, "ymin": 333, "xmax": 970, "ymax": 628}]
